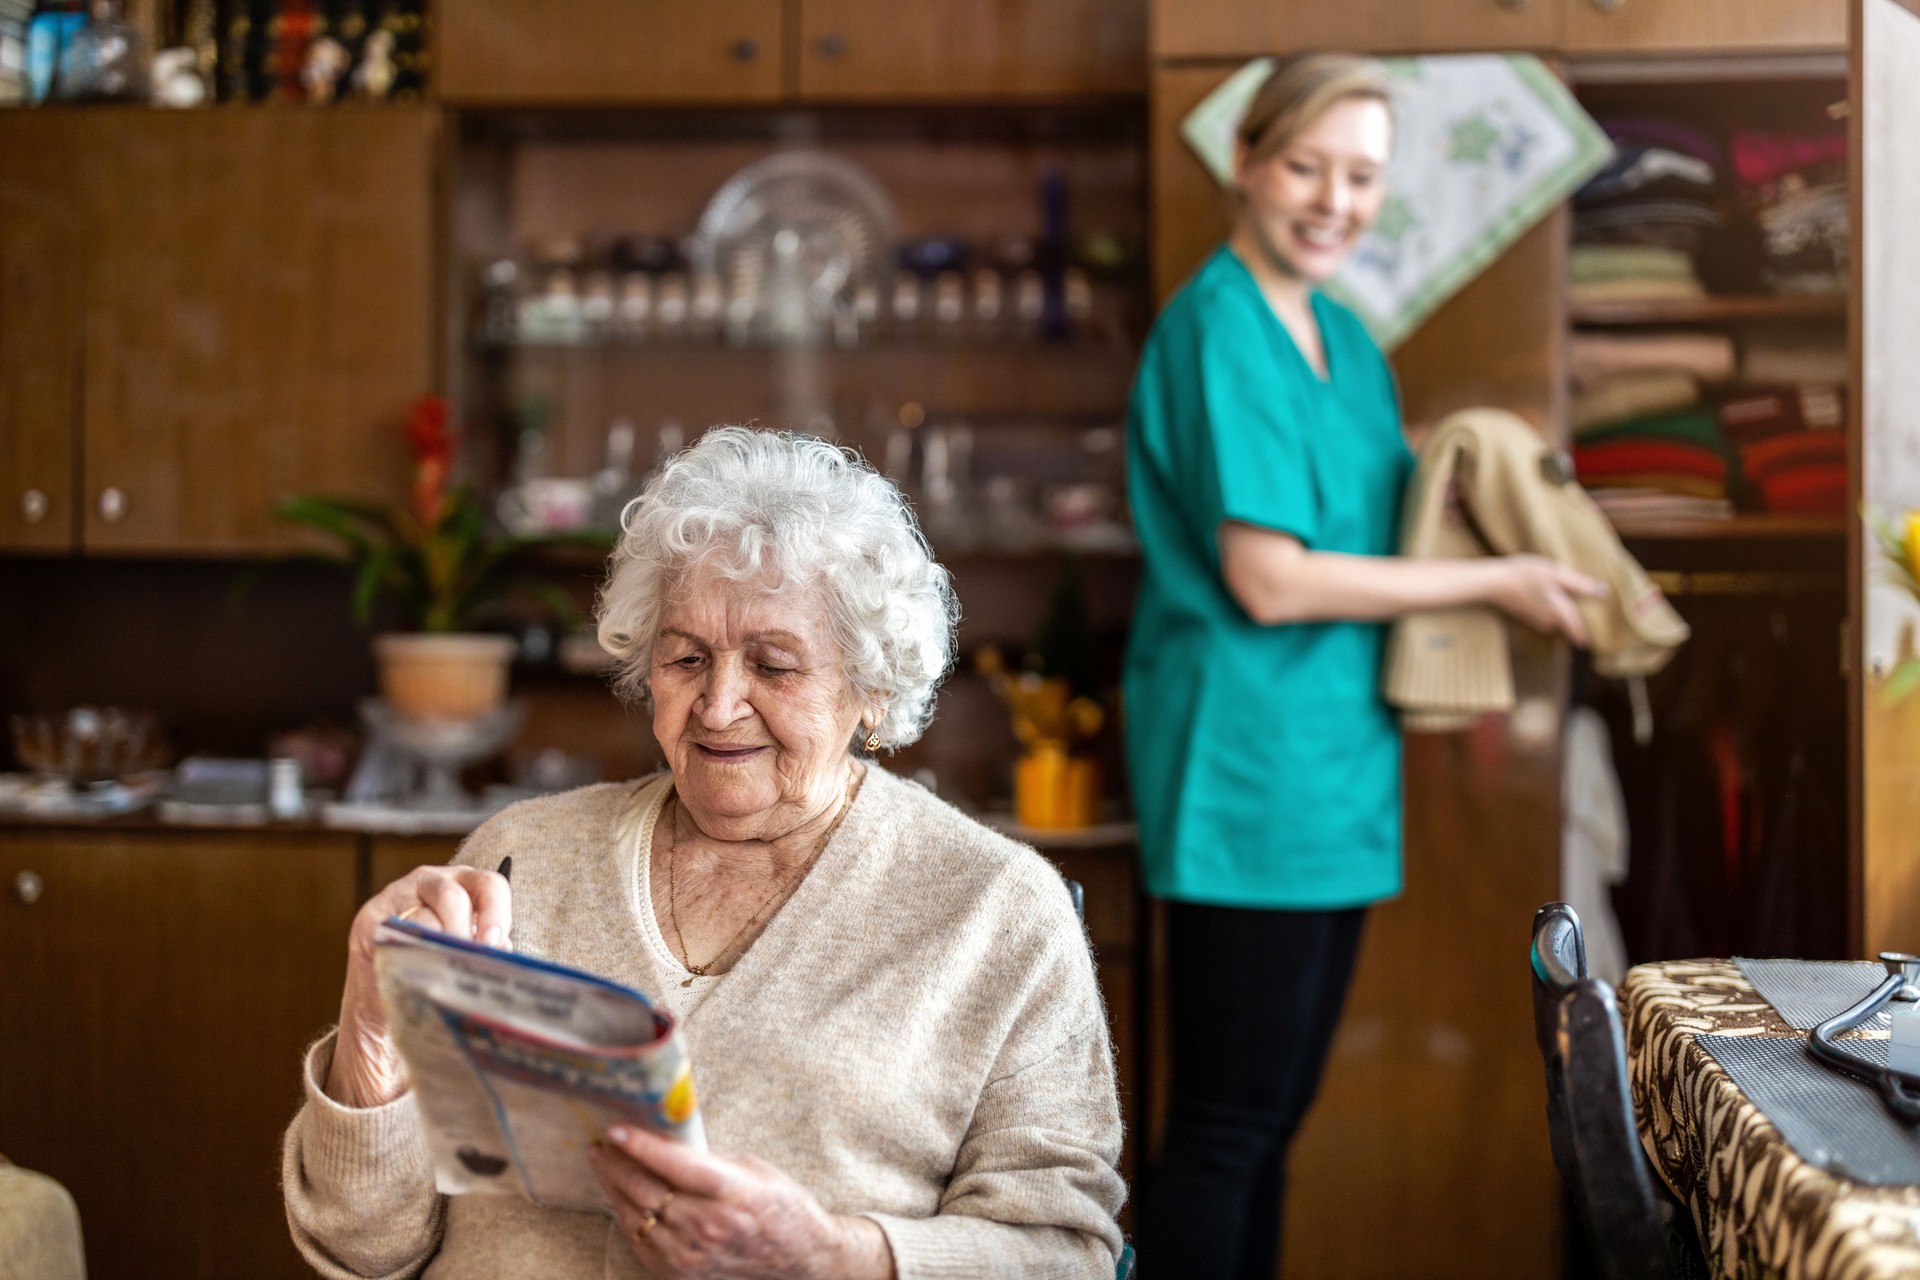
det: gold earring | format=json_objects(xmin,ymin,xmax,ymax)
[{"xmin": 864, "ymin": 730, "xmax": 882, "ymax": 752}]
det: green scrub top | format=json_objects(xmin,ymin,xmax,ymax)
[{"xmin": 1123, "ymin": 246, "xmax": 1413, "ymax": 909}]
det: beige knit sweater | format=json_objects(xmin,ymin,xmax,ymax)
[{"xmin": 282, "ymin": 766, "xmax": 1126, "ymax": 1280}]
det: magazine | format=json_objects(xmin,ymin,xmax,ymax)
[{"xmin": 373, "ymin": 918, "xmax": 705, "ymax": 1213}]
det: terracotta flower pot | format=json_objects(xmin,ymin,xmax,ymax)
[{"xmin": 372, "ymin": 633, "xmax": 517, "ymax": 720}]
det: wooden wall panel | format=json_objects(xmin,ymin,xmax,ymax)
[
  {"xmin": 0, "ymin": 112, "xmax": 85, "ymax": 553},
  {"xmin": 1856, "ymin": 0, "xmax": 1920, "ymax": 954},
  {"xmin": 1281, "ymin": 672, "xmax": 1562, "ymax": 1279},
  {"xmin": 1150, "ymin": 66, "xmax": 1235, "ymax": 306}
]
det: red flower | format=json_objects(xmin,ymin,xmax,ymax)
[{"xmin": 405, "ymin": 395, "xmax": 454, "ymax": 528}]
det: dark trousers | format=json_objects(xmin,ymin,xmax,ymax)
[{"xmin": 1137, "ymin": 903, "xmax": 1368, "ymax": 1280}]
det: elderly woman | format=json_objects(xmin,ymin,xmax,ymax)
[{"xmin": 283, "ymin": 428, "xmax": 1125, "ymax": 1279}]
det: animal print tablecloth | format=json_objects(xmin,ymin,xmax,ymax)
[{"xmin": 1622, "ymin": 961, "xmax": 1920, "ymax": 1280}]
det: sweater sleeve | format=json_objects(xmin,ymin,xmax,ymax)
[
  {"xmin": 865, "ymin": 1021, "xmax": 1125, "ymax": 1280},
  {"xmin": 864, "ymin": 861, "xmax": 1127, "ymax": 1280},
  {"xmin": 282, "ymin": 1032, "xmax": 445, "ymax": 1280}
]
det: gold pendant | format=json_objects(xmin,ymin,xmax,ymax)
[{"xmin": 681, "ymin": 977, "xmax": 693, "ymax": 988}]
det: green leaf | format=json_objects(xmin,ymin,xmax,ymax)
[
  {"xmin": 275, "ymin": 496, "xmax": 381, "ymax": 558},
  {"xmin": 351, "ymin": 546, "xmax": 400, "ymax": 628}
]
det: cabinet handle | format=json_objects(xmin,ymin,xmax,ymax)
[
  {"xmin": 816, "ymin": 33, "xmax": 847, "ymax": 58},
  {"xmin": 99, "ymin": 487, "xmax": 127, "ymax": 522},
  {"xmin": 731, "ymin": 37, "xmax": 758, "ymax": 61},
  {"xmin": 1495, "ymin": 0, "xmax": 1526, "ymax": 9},
  {"xmin": 1590, "ymin": 0, "xmax": 1624, "ymax": 10},
  {"xmin": 20, "ymin": 488, "xmax": 48, "ymax": 524},
  {"xmin": 13, "ymin": 870, "xmax": 42, "ymax": 906}
]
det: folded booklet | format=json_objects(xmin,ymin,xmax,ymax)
[{"xmin": 373, "ymin": 919, "xmax": 705, "ymax": 1212}]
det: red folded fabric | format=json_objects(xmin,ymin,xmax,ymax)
[
  {"xmin": 1731, "ymin": 131, "xmax": 1848, "ymax": 189},
  {"xmin": 1740, "ymin": 431, "xmax": 1847, "ymax": 481},
  {"xmin": 1575, "ymin": 439, "xmax": 1728, "ymax": 482},
  {"xmin": 1753, "ymin": 464, "xmax": 1848, "ymax": 514}
]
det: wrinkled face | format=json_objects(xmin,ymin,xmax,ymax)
[
  {"xmin": 650, "ymin": 563, "xmax": 870, "ymax": 833},
  {"xmin": 1235, "ymin": 96, "xmax": 1392, "ymax": 283}
]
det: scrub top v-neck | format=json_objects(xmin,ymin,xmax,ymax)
[{"xmin": 1123, "ymin": 245, "xmax": 1414, "ymax": 910}]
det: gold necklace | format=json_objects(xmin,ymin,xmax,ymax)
[{"xmin": 665, "ymin": 767, "xmax": 861, "ymax": 988}]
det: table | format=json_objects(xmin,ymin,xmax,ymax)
[{"xmin": 1620, "ymin": 960, "xmax": 1920, "ymax": 1280}]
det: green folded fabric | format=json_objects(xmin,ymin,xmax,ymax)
[
  {"xmin": 1575, "ymin": 408, "xmax": 1730, "ymax": 457},
  {"xmin": 1570, "ymin": 244, "xmax": 1697, "ymax": 284}
]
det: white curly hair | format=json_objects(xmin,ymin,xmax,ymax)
[{"xmin": 596, "ymin": 427, "xmax": 959, "ymax": 750}]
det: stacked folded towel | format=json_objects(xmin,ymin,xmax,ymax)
[
  {"xmin": 1731, "ymin": 130, "xmax": 1849, "ymax": 296},
  {"xmin": 1575, "ymin": 409, "xmax": 1734, "ymax": 522},
  {"xmin": 1571, "ymin": 329, "xmax": 1737, "ymax": 523},
  {"xmin": 1572, "ymin": 119, "xmax": 1723, "ymax": 305},
  {"xmin": 1716, "ymin": 384, "xmax": 1848, "ymax": 514}
]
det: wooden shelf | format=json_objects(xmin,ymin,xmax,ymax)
[
  {"xmin": 474, "ymin": 335, "xmax": 1137, "ymax": 356},
  {"xmin": 1607, "ymin": 512, "xmax": 1848, "ymax": 540},
  {"xmin": 1570, "ymin": 294, "xmax": 1846, "ymax": 326}
]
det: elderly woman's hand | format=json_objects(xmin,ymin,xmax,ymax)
[
  {"xmin": 590, "ymin": 1125, "xmax": 895, "ymax": 1280},
  {"xmin": 323, "ymin": 864, "xmax": 512, "ymax": 1109}
]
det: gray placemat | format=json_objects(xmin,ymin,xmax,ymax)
[
  {"xmin": 1736, "ymin": 958, "xmax": 1886, "ymax": 1030},
  {"xmin": 1699, "ymin": 1034, "xmax": 1920, "ymax": 1185}
]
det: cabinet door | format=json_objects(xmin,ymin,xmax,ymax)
[
  {"xmin": 797, "ymin": 0, "xmax": 1145, "ymax": 100},
  {"xmin": 1563, "ymin": 0, "xmax": 1845, "ymax": 52},
  {"xmin": 0, "ymin": 112, "xmax": 86, "ymax": 553},
  {"xmin": 369, "ymin": 833, "xmax": 463, "ymax": 897},
  {"xmin": 437, "ymin": 0, "xmax": 784, "ymax": 105},
  {"xmin": 0, "ymin": 828, "xmax": 359, "ymax": 1280},
  {"xmin": 78, "ymin": 107, "xmax": 435, "ymax": 555},
  {"xmin": 1858, "ymin": 0, "xmax": 1920, "ymax": 954},
  {"xmin": 1152, "ymin": 0, "xmax": 1557, "ymax": 58}
]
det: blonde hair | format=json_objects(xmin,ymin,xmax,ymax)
[{"xmin": 1237, "ymin": 53, "xmax": 1393, "ymax": 169}]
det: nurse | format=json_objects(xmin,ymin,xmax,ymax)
[{"xmin": 1125, "ymin": 53, "xmax": 1600, "ymax": 1276}]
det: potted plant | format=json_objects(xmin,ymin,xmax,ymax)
[{"xmin": 279, "ymin": 396, "xmax": 598, "ymax": 720}]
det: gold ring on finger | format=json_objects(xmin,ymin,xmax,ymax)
[
  {"xmin": 638, "ymin": 1209, "xmax": 657, "ymax": 1239},
  {"xmin": 396, "ymin": 905, "xmax": 428, "ymax": 922}
]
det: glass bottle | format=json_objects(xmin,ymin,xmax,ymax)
[{"xmin": 55, "ymin": 0, "xmax": 145, "ymax": 101}]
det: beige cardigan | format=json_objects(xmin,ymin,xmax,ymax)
[
  {"xmin": 1384, "ymin": 407, "xmax": 1689, "ymax": 731},
  {"xmin": 282, "ymin": 767, "xmax": 1126, "ymax": 1280}
]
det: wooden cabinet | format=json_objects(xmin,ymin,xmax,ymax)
[
  {"xmin": 0, "ymin": 827, "xmax": 360, "ymax": 1280},
  {"xmin": 1152, "ymin": 0, "xmax": 1557, "ymax": 59},
  {"xmin": 0, "ymin": 108, "xmax": 436, "ymax": 557},
  {"xmin": 1153, "ymin": 0, "xmax": 1844, "ymax": 57},
  {"xmin": 76, "ymin": 107, "xmax": 435, "ymax": 555},
  {"xmin": 0, "ymin": 112, "xmax": 87, "ymax": 553},
  {"xmin": 1562, "ymin": 0, "xmax": 1846, "ymax": 54},
  {"xmin": 369, "ymin": 832, "xmax": 462, "ymax": 895},
  {"xmin": 436, "ymin": 0, "xmax": 785, "ymax": 105},
  {"xmin": 796, "ymin": 0, "xmax": 1146, "ymax": 100},
  {"xmin": 434, "ymin": 0, "xmax": 1143, "ymax": 104}
]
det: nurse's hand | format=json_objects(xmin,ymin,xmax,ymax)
[{"xmin": 1489, "ymin": 556, "xmax": 1605, "ymax": 646}]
